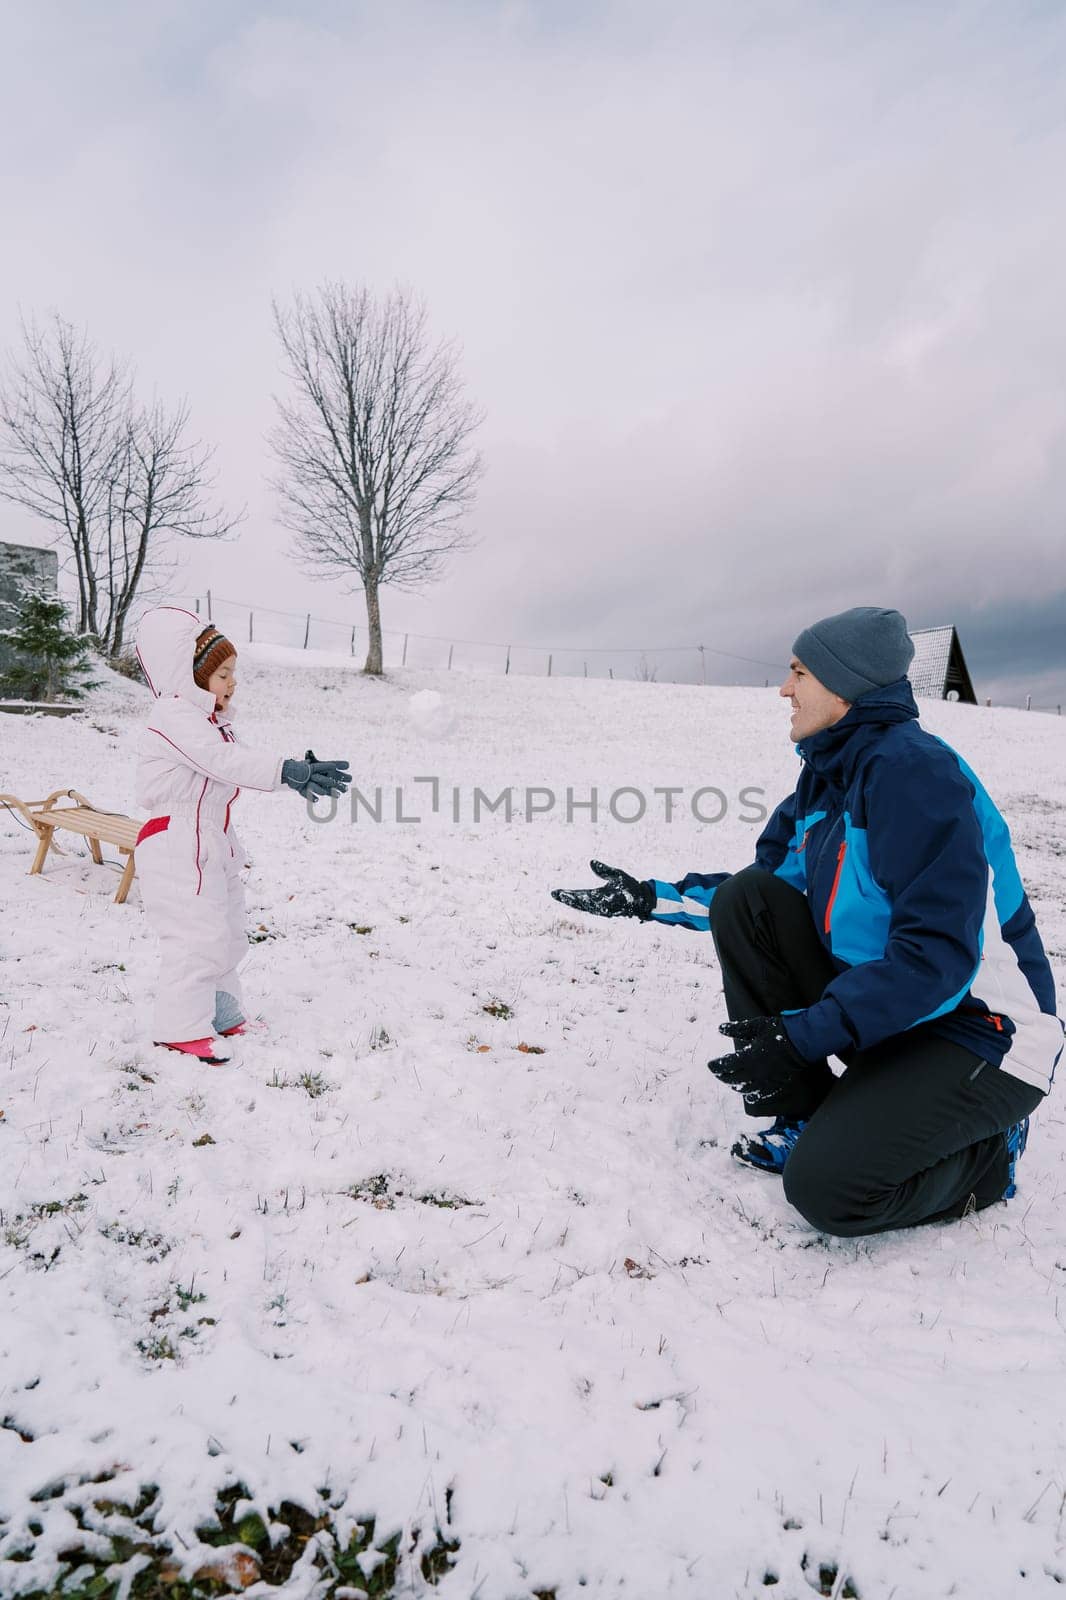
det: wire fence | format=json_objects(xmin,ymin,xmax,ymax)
[
  {"xmin": 983, "ymin": 694, "xmax": 1063, "ymax": 714},
  {"xmin": 169, "ymin": 590, "xmax": 788, "ymax": 688},
  {"xmin": 163, "ymin": 592, "xmax": 1064, "ymax": 710}
]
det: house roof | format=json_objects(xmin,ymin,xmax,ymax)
[{"xmin": 909, "ymin": 625, "xmax": 977, "ymax": 702}]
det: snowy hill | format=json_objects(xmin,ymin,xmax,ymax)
[{"xmin": 1, "ymin": 650, "xmax": 1064, "ymax": 1599}]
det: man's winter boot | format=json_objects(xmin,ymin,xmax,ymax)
[
  {"xmin": 1003, "ymin": 1117, "xmax": 1030, "ymax": 1199},
  {"xmin": 731, "ymin": 1117, "xmax": 807, "ymax": 1175},
  {"xmin": 155, "ymin": 1037, "xmax": 232, "ymax": 1065}
]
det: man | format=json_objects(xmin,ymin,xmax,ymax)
[{"xmin": 552, "ymin": 606, "xmax": 1061, "ymax": 1238}]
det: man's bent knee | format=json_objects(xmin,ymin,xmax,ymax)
[
  {"xmin": 716, "ymin": 865, "xmax": 773, "ymax": 904},
  {"xmin": 782, "ymin": 1143, "xmax": 870, "ymax": 1238},
  {"xmin": 709, "ymin": 865, "xmax": 776, "ymax": 930}
]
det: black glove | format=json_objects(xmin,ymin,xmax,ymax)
[
  {"xmin": 282, "ymin": 749, "xmax": 352, "ymax": 800},
  {"xmin": 551, "ymin": 860, "xmax": 655, "ymax": 920},
  {"xmin": 706, "ymin": 1016, "xmax": 814, "ymax": 1116}
]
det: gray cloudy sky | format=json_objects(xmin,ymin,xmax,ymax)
[{"xmin": 2, "ymin": 0, "xmax": 1065, "ymax": 704}]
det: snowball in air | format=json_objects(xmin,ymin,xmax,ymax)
[{"xmin": 408, "ymin": 689, "xmax": 456, "ymax": 740}]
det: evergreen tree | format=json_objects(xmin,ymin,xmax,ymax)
[{"xmin": 0, "ymin": 583, "xmax": 101, "ymax": 703}]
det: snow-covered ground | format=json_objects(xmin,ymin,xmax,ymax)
[{"xmin": 1, "ymin": 649, "xmax": 1065, "ymax": 1599}]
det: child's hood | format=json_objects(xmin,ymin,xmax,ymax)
[{"xmin": 135, "ymin": 606, "xmax": 217, "ymax": 714}]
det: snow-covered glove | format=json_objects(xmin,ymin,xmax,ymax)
[
  {"xmin": 706, "ymin": 1016, "xmax": 813, "ymax": 1116},
  {"xmin": 281, "ymin": 750, "xmax": 351, "ymax": 800},
  {"xmin": 551, "ymin": 860, "xmax": 655, "ymax": 920}
]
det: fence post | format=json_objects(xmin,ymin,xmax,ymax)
[
  {"xmin": 249, "ymin": 611, "xmax": 254, "ymax": 644},
  {"xmin": 609, "ymin": 666, "xmax": 614, "ymax": 680},
  {"xmin": 505, "ymin": 646, "xmax": 511, "ymax": 675},
  {"xmin": 351, "ymin": 625, "xmax": 356, "ymax": 656},
  {"xmin": 448, "ymin": 644, "xmax": 454, "ymax": 670},
  {"xmin": 206, "ymin": 589, "xmax": 212, "ymax": 621},
  {"xmin": 1026, "ymin": 694, "xmax": 1032, "ymax": 711},
  {"xmin": 547, "ymin": 653, "xmax": 553, "ymax": 677},
  {"xmin": 303, "ymin": 613, "xmax": 311, "ymax": 649},
  {"xmin": 699, "ymin": 644, "xmax": 706, "ymax": 685},
  {"xmin": 402, "ymin": 634, "xmax": 409, "ymax": 667}
]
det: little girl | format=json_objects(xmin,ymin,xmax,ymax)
[{"xmin": 134, "ymin": 605, "xmax": 350, "ymax": 1064}]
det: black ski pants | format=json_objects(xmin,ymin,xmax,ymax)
[{"xmin": 708, "ymin": 866, "xmax": 1044, "ymax": 1237}]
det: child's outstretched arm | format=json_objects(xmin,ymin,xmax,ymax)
[
  {"xmin": 145, "ymin": 698, "xmax": 286, "ymax": 792},
  {"xmin": 146, "ymin": 704, "xmax": 351, "ymax": 798}
]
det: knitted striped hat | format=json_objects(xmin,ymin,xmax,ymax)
[{"xmin": 193, "ymin": 626, "xmax": 237, "ymax": 690}]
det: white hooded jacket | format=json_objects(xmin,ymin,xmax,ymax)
[{"xmin": 135, "ymin": 607, "xmax": 284, "ymax": 835}]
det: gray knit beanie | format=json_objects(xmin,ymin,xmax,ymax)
[{"xmin": 792, "ymin": 606, "xmax": 914, "ymax": 703}]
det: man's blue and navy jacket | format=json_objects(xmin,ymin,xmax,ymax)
[{"xmin": 648, "ymin": 679, "xmax": 1061, "ymax": 1094}]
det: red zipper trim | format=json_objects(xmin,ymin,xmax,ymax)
[
  {"xmin": 193, "ymin": 777, "xmax": 208, "ymax": 895},
  {"xmin": 135, "ymin": 645, "xmax": 156, "ymax": 698},
  {"xmin": 824, "ymin": 840, "xmax": 847, "ymax": 935},
  {"xmin": 961, "ymin": 1005, "xmax": 1006, "ymax": 1032}
]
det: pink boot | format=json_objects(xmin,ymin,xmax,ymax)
[{"xmin": 155, "ymin": 1036, "xmax": 232, "ymax": 1065}]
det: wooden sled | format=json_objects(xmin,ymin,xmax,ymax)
[{"xmin": 0, "ymin": 789, "xmax": 143, "ymax": 905}]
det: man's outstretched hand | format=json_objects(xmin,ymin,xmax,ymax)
[
  {"xmin": 551, "ymin": 861, "xmax": 655, "ymax": 921},
  {"xmin": 706, "ymin": 1016, "xmax": 812, "ymax": 1115}
]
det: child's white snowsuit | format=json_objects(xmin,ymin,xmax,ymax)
[{"xmin": 135, "ymin": 606, "xmax": 285, "ymax": 1042}]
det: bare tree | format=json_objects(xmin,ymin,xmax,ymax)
[
  {"xmin": 0, "ymin": 314, "xmax": 239, "ymax": 656},
  {"xmin": 105, "ymin": 399, "xmax": 238, "ymax": 653},
  {"xmin": 270, "ymin": 283, "xmax": 483, "ymax": 675},
  {"xmin": 0, "ymin": 318, "xmax": 126, "ymax": 642}
]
